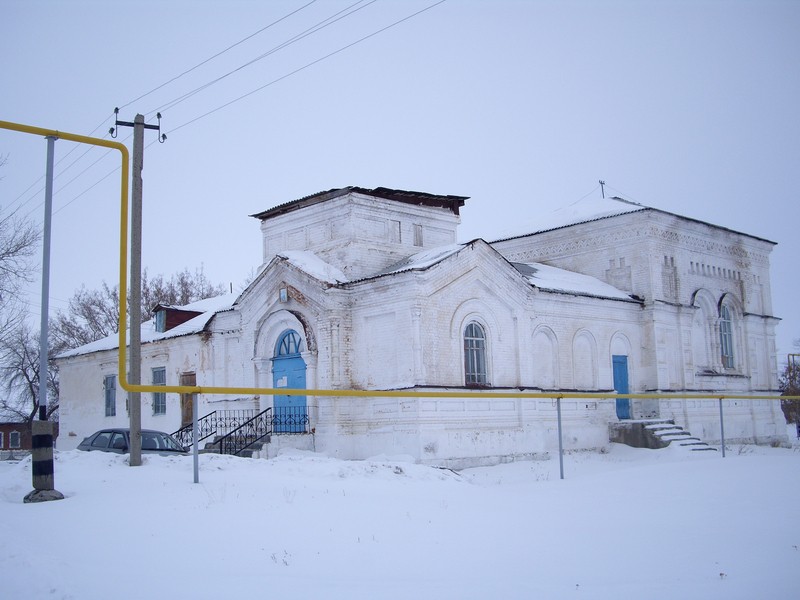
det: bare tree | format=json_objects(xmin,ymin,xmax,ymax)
[
  {"xmin": 50, "ymin": 282, "xmax": 120, "ymax": 351},
  {"xmin": 0, "ymin": 322, "xmax": 59, "ymax": 422},
  {"xmin": 0, "ymin": 207, "xmax": 40, "ymax": 315},
  {"xmin": 0, "ymin": 157, "xmax": 47, "ymax": 421},
  {"xmin": 780, "ymin": 339, "xmax": 800, "ymax": 427},
  {"xmin": 51, "ymin": 267, "xmax": 227, "ymax": 352}
]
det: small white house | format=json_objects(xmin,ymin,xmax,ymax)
[{"xmin": 56, "ymin": 187, "xmax": 787, "ymax": 466}]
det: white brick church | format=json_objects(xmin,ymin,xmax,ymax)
[{"xmin": 56, "ymin": 186, "xmax": 787, "ymax": 465}]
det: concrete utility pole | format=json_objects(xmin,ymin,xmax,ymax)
[
  {"xmin": 129, "ymin": 115, "xmax": 144, "ymax": 466},
  {"xmin": 111, "ymin": 110, "xmax": 165, "ymax": 466},
  {"xmin": 25, "ymin": 135, "xmax": 64, "ymax": 503}
]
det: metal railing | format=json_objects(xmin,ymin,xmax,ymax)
[
  {"xmin": 172, "ymin": 411, "xmax": 217, "ymax": 448},
  {"xmin": 216, "ymin": 407, "xmax": 273, "ymax": 456},
  {"xmin": 271, "ymin": 407, "xmax": 310, "ymax": 434},
  {"xmin": 172, "ymin": 409, "xmax": 258, "ymax": 448}
]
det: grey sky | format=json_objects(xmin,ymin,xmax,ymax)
[{"xmin": 2, "ymin": 0, "xmax": 799, "ymax": 361}]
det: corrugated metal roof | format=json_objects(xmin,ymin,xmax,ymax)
[{"xmin": 250, "ymin": 186, "xmax": 468, "ymax": 221}]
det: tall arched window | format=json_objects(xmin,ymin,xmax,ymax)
[
  {"xmin": 719, "ymin": 305, "xmax": 734, "ymax": 369},
  {"xmin": 464, "ymin": 321, "xmax": 487, "ymax": 386}
]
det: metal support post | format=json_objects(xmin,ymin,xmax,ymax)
[
  {"xmin": 25, "ymin": 135, "xmax": 63, "ymax": 503},
  {"xmin": 556, "ymin": 396, "xmax": 564, "ymax": 480},
  {"xmin": 37, "ymin": 136, "xmax": 55, "ymax": 422},
  {"xmin": 719, "ymin": 397, "xmax": 726, "ymax": 458},
  {"xmin": 192, "ymin": 393, "xmax": 199, "ymax": 483}
]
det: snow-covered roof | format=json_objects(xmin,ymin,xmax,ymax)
[
  {"xmin": 365, "ymin": 242, "xmax": 636, "ymax": 302},
  {"xmin": 492, "ymin": 196, "xmax": 647, "ymax": 242},
  {"xmin": 278, "ymin": 251, "xmax": 349, "ymax": 284},
  {"xmin": 56, "ymin": 292, "xmax": 239, "ymax": 359},
  {"xmin": 512, "ymin": 262, "xmax": 636, "ymax": 301},
  {"xmin": 377, "ymin": 243, "xmax": 465, "ymax": 276}
]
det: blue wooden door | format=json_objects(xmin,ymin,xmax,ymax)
[
  {"xmin": 612, "ymin": 355, "xmax": 630, "ymax": 419},
  {"xmin": 272, "ymin": 330, "xmax": 307, "ymax": 433}
]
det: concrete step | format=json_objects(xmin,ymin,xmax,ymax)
[
  {"xmin": 610, "ymin": 420, "xmax": 713, "ymax": 453},
  {"xmin": 647, "ymin": 424, "xmax": 681, "ymax": 431},
  {"xmin": 653, "ymin": 428, "xmax": 687, "ymax": 435}
]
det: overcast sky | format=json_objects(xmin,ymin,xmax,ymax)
[{"xmin": 2, "ymin": 0, "xmax": 799, "ymax": 361}]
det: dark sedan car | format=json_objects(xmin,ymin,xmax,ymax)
[{"xmin": 77, "ymin": 428, "xmax": 188, "ymax": 455}]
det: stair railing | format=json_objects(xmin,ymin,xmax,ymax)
[
  {"xmin": 216, "ymin": 407, "xmax": 273, "ymax": 456},
  {"xmin": 171, "ymin": 411, "xmax": 218, "ymax": 449}
]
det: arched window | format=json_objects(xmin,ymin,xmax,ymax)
[
  {"xmin": 276, "ymin": 330, "xmax": 302, "ymax": 357},
  {"xmin": 464, "ymin": 322, "xmax": 487, "ymax": 386},
  {"xmin": 719, "ymin": 305, "xmax": 734, "ymax": 369}
]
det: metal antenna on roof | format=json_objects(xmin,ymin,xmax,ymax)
[{"xmin": 599, "ymin": 180, "xmax": 606, "ymax": 199}]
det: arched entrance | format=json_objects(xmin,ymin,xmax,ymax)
[{"xmin": 272, "ymin": 329, "xmax": 307, "ymax": 433}]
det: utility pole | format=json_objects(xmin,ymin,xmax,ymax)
[
  {"xmin": 110, "ymin": 110, "xmax": 165, "ymax": 466},
  {"xmin": 25, "ymin": 135, "xmax": 64, "ymax": 503},
  {"xmin": 599, "ymin": 180, "xmax": 606, "ymax": 199}
]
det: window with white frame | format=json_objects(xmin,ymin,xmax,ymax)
[
  {"xmin": 0, "ymin": 431, "xmax": 4, "ymax": 448},
  {"xmin": 10, "ymin": 430, "xmax": 21, "ymax": 448},
  {"xmin": 152, "ymin": 367, "xmax": 166, "ymax": 415},
  {"xmin": 464, "ymin": 321, "xmax": 488, "ymax": 386},
  {"xmin": 104, "ymin": 375, "xmax": 116, "ymax": 416},
  {"xmin": 719, "ymin": 305, "xmax": 735, "ymax": 369}
]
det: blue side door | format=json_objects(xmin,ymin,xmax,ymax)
[
  {"xmin": 272, "ymin": 330, "xmax": 307, "ymax": 433},
  {"xmin": 612, "ymin": 355, "xmax": 631, "ymax": 420}
]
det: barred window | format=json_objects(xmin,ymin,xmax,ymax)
[{"xmin": 464, "ymin": 321, "xmax": 487, "ymax": 386}]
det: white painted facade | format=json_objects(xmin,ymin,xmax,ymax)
[{"xmin": 56, "ymin": 187, "xmax": 787, "ymax": 465}]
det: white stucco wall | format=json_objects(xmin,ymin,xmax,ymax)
[{"xmin": 57, "ymin": 190, "xmax": 787, "ymax": 462}]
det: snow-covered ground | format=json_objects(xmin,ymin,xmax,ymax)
[{"xmin": 1, "ymin": 443, "xmax": 798, "ymax": 600}]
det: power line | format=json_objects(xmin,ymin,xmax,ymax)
[
  {"xmin": 5, "ymin": 114, "xmax": 116, "ymax": 213},
  {"xmin": 170, "ymin": 0, "xmax": 447, "ymax": 134},
  {"xmin": 6, "ymin": 3, "xmax": 317, "ymax": 216},
  {"xmin": 20, "ymin": 133, "xmax": 134, "ymax": 221},
  {"xmin": 118, "ymin": 0, "xmax": 320, "ymax": 112},
  {"xmin": 8, "ymin": 0, "xmax": 447, "ymax": 224},
  {"xmin": 148, "ymin": 0, "xmax": 376, "ymax": 117}
]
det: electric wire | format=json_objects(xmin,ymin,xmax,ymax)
[
  {"xmin": 148, "ymin": 0, "xmax": 376, "ymax": 117},
  {"xmin": 19, "ymin": 131, "xmax": 133, "ymax": 221},
  {"xmin": 7, "ymin": 0, "xmax": 447, "ymax": 285},
  {"xmin": 9, "ymin": 1, "xmax": 445, "ymax": 221},
  {"xmin": 117, "ymin": 0, "xmax": 320, "ymax": 112},
  {"xmin": 7, "ymin": 1, "xmax": 451, "ymax": 317},
  {"xmin": 170, "ymin": 0, "xmax": 447, "ymax": 134},
  {"xmin": 569, "ymin": 183, "xmax": 601, "ymax": 205},
  {"xmin": 20, "ymin": 0, "xmax": 446, "ymax": 216},
  {"xmin": 5, "ymin": 114, "xmax": 115, "ymax": 214},
  {"xmin": 6, "ymin": 1, "xmax": 319, "ymax": 215}
]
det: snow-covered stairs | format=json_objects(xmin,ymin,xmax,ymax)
[
  {"xmin": 609, "ymin": 419, "xmax": 717, "ymax": 452},
  {"xmin": 643, "ymin": 421, "xmax": 717, "ymax": 452}
]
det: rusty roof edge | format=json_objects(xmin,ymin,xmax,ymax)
[{"xmin": 250, "ymin": 186, "xmax": 468, "ymax": 221}]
